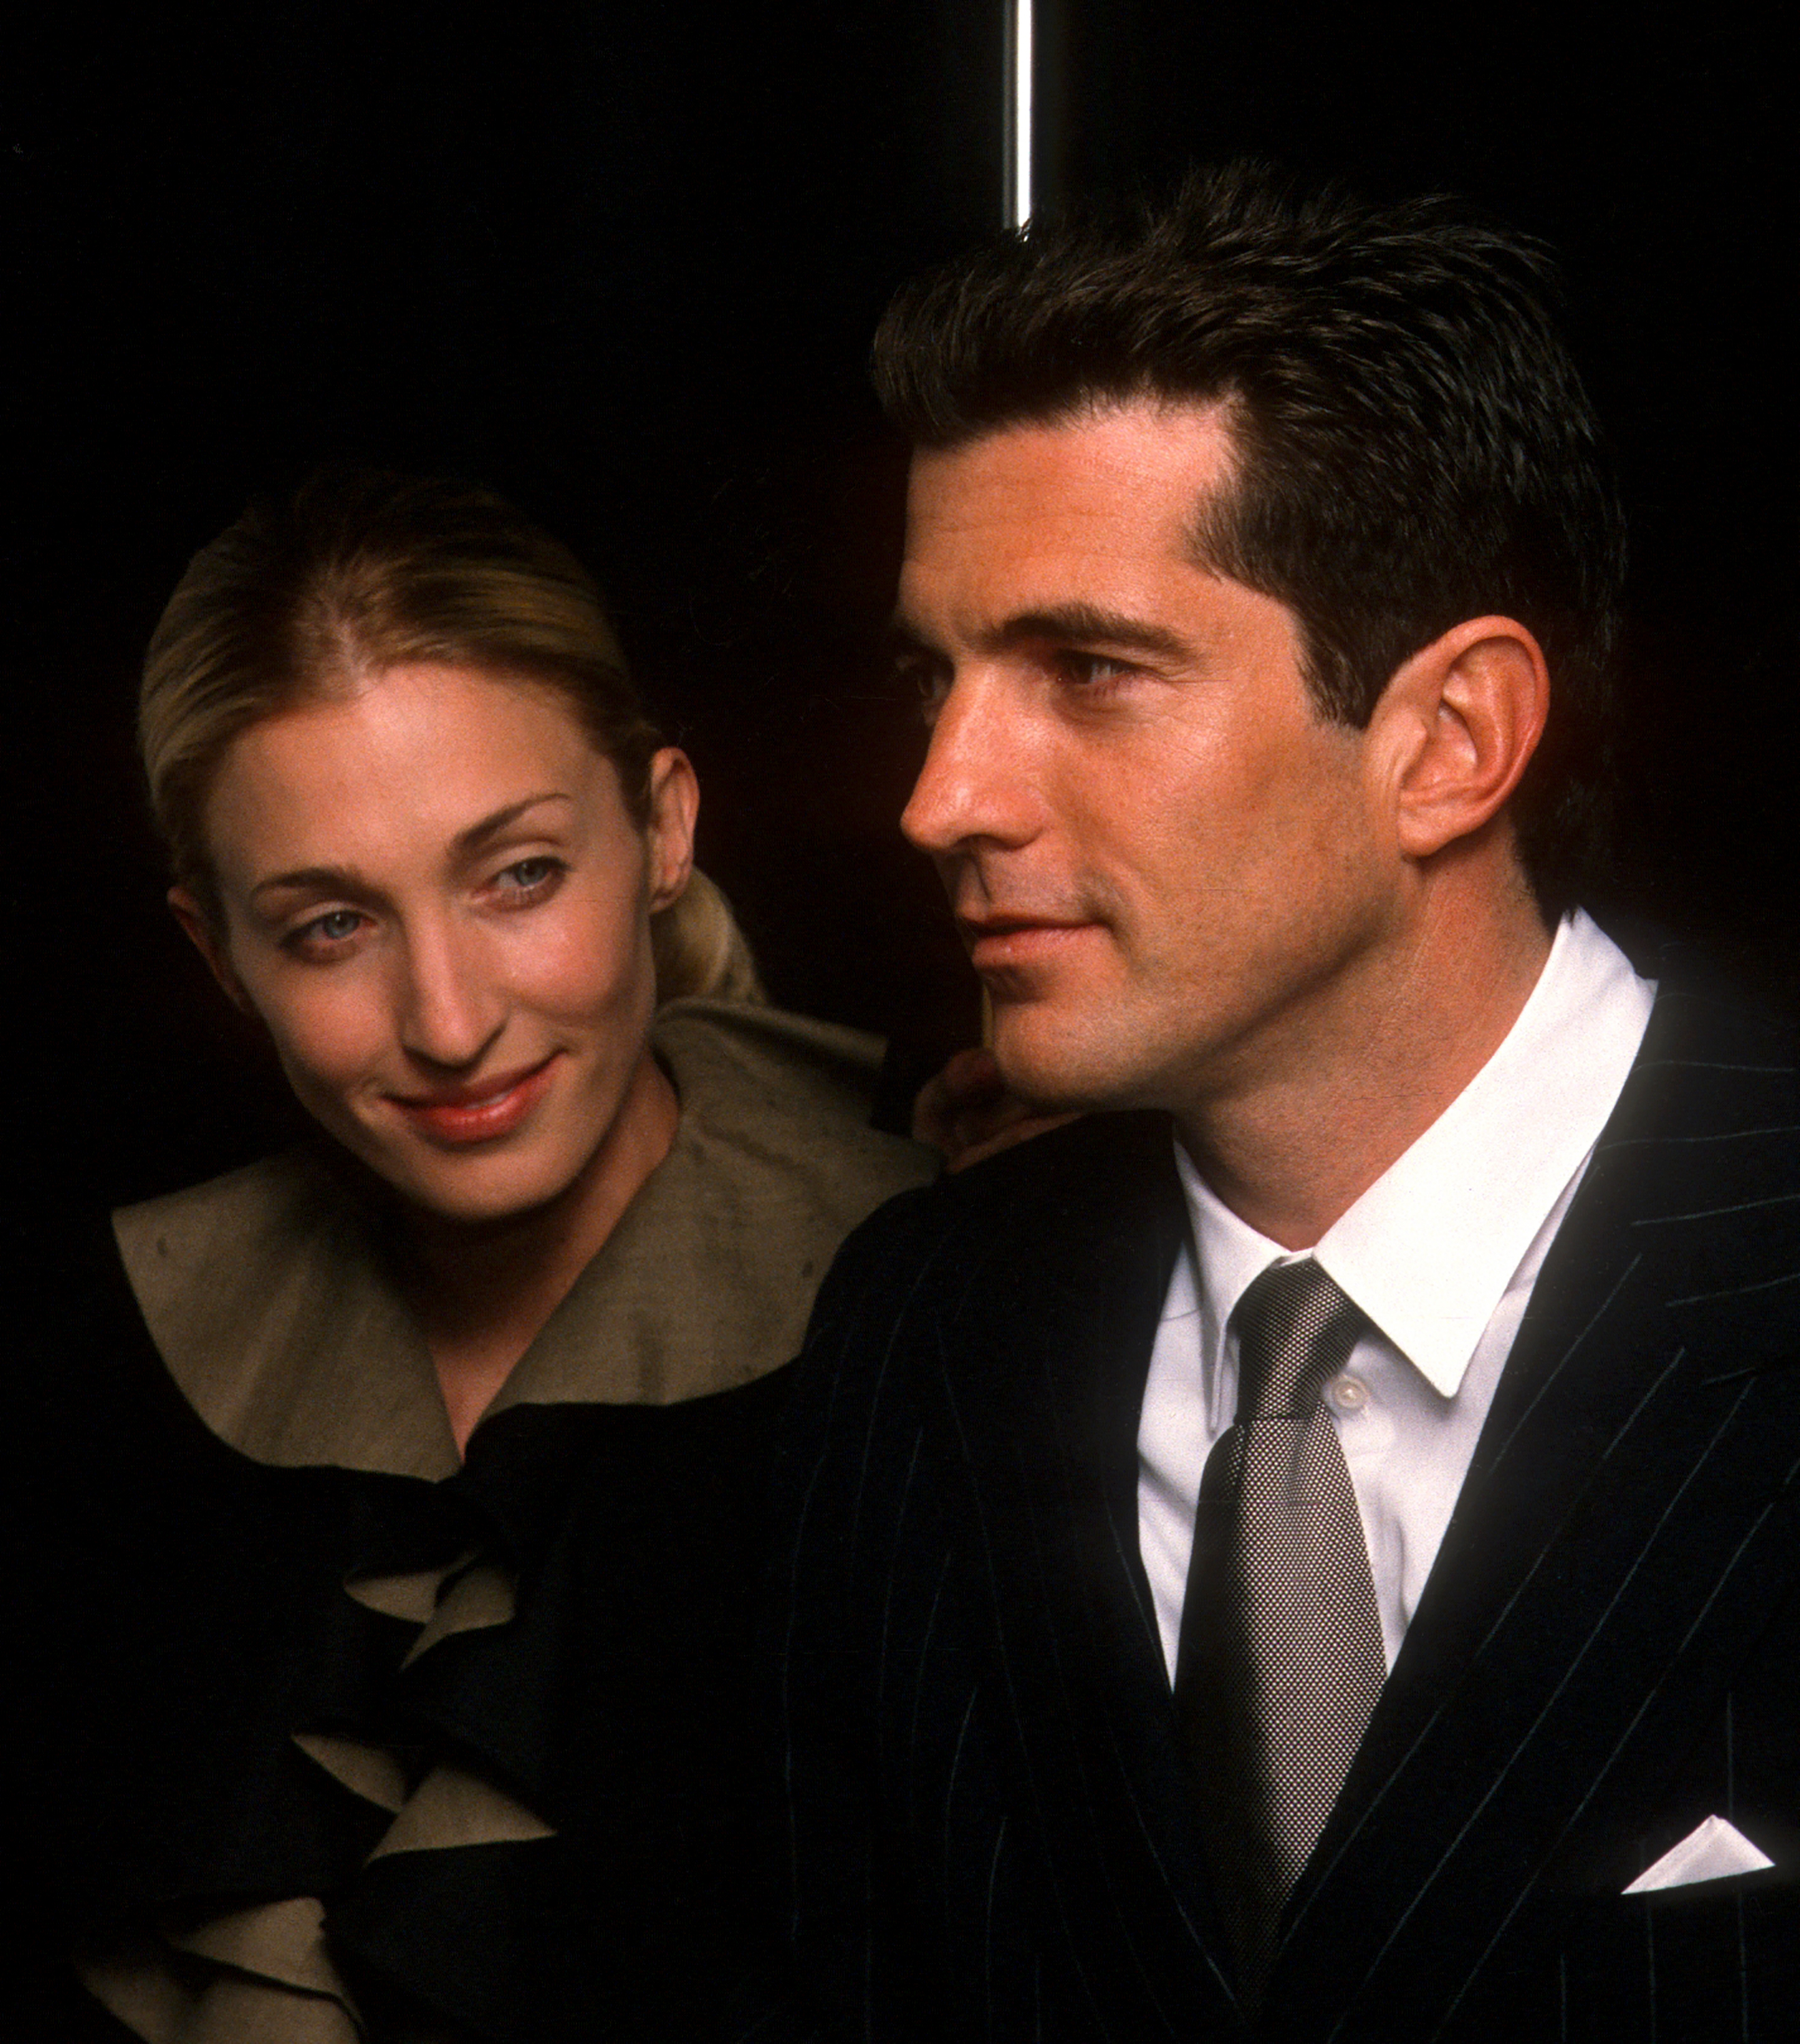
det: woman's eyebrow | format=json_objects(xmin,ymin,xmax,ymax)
[
  {"xmin": 248, "ymin": 794, "xmax": 575, "ymax": 903},
  {"xmin": 451, "ymin": 791, "xmax": 574, "ymax": 858},
  {"xmin": 249, "ymin": 861, "xmax": 368, "ymax": 904}
]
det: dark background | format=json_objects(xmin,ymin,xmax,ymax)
[{"xmin": 10, "ymin": 0, "xmax": 1792, "ymax": 1209}]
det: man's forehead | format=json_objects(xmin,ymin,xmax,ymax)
[
  {"xmin": 897, "ymin": 399, "xmax": 1241, "ymax": 640},
  {"xmin": 904, "ymin": 402, "xmax": 1235, "ymax": 555}
]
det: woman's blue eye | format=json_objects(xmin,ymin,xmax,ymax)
[
  {"xmin": 494, "ymin": 857, "xmax": 566, "ymax": 900},
  {"xmin": 281, "ymin": 908, "xmax": 366, "ymax": 958}
]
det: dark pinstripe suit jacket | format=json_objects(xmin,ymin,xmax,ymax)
[{"xmin": 766, "ymin": 955, "xmax": 1799, "ymax": 2042}]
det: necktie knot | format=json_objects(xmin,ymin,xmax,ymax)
[{"xmin": 1231, "ymin": 1258, "xmax": 1364, "ymax": 1421}]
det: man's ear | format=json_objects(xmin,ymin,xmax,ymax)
[
  {"xmin": 168, "ymin": 886, "xmax": 255, "ymax": 1014},
  {"xmin": 1371, "ymin": 616, "xmax": 1550, "ymax": 861},
  {"xmin": 642, "ymin": 746, "xmax": 699, "ymax": 911}
]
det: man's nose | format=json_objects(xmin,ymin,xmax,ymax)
[
  {"xmin": 901, "ymin": 674, "xmax": 1040, "ymax": 856},
  {"xmin": 394, "ymin": 916, "xmax": 506, "ymax": 1070}
]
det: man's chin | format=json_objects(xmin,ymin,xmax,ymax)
[{"xmin": 990, "ymin": 1012, "xmax": 1146, "ymax": 1116}]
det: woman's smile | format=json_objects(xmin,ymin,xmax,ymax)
[{"xmin": 386, "ymin": 1051, "xmax": 563, "ymax": 1146}]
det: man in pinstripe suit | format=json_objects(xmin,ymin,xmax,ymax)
[{"xmin": 763, "ymin": 167, "xmax": 1795, "ymax": 2041}]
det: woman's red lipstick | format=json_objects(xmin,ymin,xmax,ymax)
[{"xmin": 388, "ymin": 1055, "xmax": 559, "ymax": 1145}]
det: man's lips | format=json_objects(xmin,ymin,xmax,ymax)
[
  {"xmin": 957, "ymin": 914, "xmax": 1098, "ymax": 972},
  {"xmin": 387, "ymin": 1054, "xmax": 560, "ymax": 1144}
]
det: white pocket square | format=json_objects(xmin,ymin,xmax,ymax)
[{"xmin": 1622, "ymin": 1814, "xmax": 1774, "ymax": 1893}]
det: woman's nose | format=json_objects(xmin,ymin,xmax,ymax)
[{"xmin": 394, "ymin": 919, "xmax": 506, "ymax": 1070}]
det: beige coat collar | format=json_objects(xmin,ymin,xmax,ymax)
[{"xmin": 114, "ymin": 1000, "xmax": 935, "ymax": 1476}]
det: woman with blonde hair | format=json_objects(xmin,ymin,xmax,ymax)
[{"xmin": 31, "ymin": 470, "xmax": 933, "ymax": 2041}]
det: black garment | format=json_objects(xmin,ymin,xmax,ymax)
[
  {"xmin": 14, "ymin": 1000, "xmax": 931, "ymax": 2042},
  {"xmin": 763, "ymin": 948, "xmax": 1800, "ymax": 2041},
  {"xmin": 18, "ymin": 1213, "xmax": 786, "ymax": 2042}
]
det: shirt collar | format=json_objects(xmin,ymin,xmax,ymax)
[{"xmin": 1177, "ymin": 910, "xmax": 1655, "ymax": 1399}]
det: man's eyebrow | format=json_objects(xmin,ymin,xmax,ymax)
[
  {"xmin": 886, "ymin": 619, "xmax": 941, "ymax": 661},
  {"xmin": 249, "ymin": 794, "xmax": 574, "ymax": 902},
  {"xmin": 991, "ymin": 604, "xmax": 1190, "ymax": 659},
  {"xmin": 888, "ymin": 604, "xmax": 1191, "ymax": 662}
]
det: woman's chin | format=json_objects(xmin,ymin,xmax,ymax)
[{"xmin": 356, "ymin": 1140, "xmax": 585, "ymax": 1234}]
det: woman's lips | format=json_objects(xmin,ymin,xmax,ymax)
[{"xmin": 388, "ymin": 1055, "xmax": 559, "ymax": 1145}]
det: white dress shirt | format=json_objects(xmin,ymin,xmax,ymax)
[{"xmin": 1137, "ymin": 910, "xmax": 1657, "ymax": 1683}]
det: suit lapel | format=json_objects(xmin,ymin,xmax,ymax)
[
  {"xmin": 905, "ymin": 1114, "xmax": 1248, "ymax": 2037},
  {"xmin": 1269, "ymin": 967, "xmax": 1800, "ymax": 2038}
]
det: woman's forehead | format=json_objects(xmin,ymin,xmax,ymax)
[{"xmin": 205, "ymin": 663, "xmax": 624, "ymax": 876}]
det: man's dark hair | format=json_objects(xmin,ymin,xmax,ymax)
[{"xmin": 872, "ymin": 162, "xmax": 1626, "ymax": 912}]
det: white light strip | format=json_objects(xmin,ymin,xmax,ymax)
[{"xmin": 1007, "ymin": 0, "xmax": 1034, "ymax": 228}]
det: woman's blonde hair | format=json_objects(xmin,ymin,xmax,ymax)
[{"xmin": 140, "ymin": 469, "xmax": 762, "ymax": 1004}]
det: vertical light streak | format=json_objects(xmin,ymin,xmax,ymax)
[{"xmin": 1006, "ymin": 0, "xmax": 1034, "ymax": 228}]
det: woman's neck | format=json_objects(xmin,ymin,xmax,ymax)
[{"xmin": 397, "ymin": 1050, "xmax": 681, "ymax": 1453}]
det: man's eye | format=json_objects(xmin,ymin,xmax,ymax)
[
  {"xmin": 1059, "ymin": 652, "xmax": 1136, "ymax": 690},
  {"xmin": 897, "ymin": 658, "xmax": 952, "ymax": 722}
]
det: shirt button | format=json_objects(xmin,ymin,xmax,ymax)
[{"xmin": 1329, "ymin": 1374, "xmax": 1368, "ymax": 1411}]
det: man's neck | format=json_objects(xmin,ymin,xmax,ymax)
[{"xmin": 1176, "ymin": 884, "xmax": 1554, "ymax": 1252}]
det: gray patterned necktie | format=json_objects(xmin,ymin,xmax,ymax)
[{"xmin": 1175, "ymin": 1258, "xmax": 1387, "ymax": 2000}]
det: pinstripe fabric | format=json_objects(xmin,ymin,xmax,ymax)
[{"xmin": 763, "ymin": 944, "xmax": 1799, "ymax": 2043}]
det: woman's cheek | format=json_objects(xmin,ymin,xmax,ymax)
[
  {"xmin": 521, "ymin": 890, "xmax": 647, "ymax": 1023},
  {"xmin": 255, "ymin": 967, "xmax": 393, "ymax": 1097}
]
